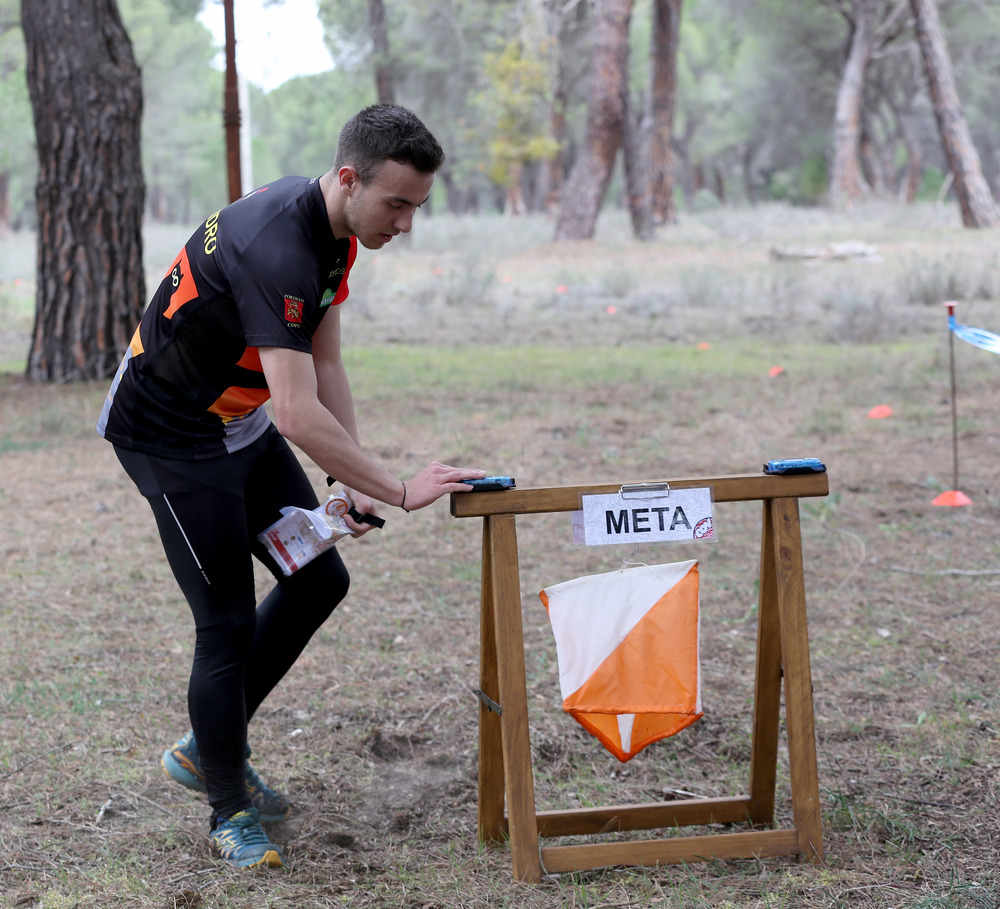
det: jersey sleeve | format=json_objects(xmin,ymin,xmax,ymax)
[{"xmin": 227, "ymin": 226, "xmax": 324, "ymax": 352}]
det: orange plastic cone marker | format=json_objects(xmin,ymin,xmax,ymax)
[
  {"xmin": 932, "ymin": 490, "xmax": 972, "ymax": 507},
  {"xmin": 769, "ymin": 366, "xmax": 785, "ymax": 377},
  {"xmin": 868, "ymin": 405, "xmax": 893, "ymax": 419}
]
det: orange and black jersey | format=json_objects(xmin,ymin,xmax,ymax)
[{"xmin": 98, "ymin": 177, "xmax": 357, "ymax": 460}]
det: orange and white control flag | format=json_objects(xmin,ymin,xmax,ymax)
[{"xmin": 539, "ymin": 560, "xmax": 702, "ymax": 762}]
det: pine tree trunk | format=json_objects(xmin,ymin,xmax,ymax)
[
  {"xmin": 22, "ymin": 0, "xmax": 145, "ymax": 382},
  {"xmin": 555, "ymin": 0, "xmax": 634, "ymax": 241},
  {"xmin": 910, "ymin": 0, "xmax": 998, "ymax": 227},
  {"xmin": 543, "ymin": 0, "xmax": 586, "ymax": 215},
  {"xmin": 898, "ymin": 112, "xmax": 923, "ymax": 202},
  {"xmin": 0, "ymin": 171, "xmax": 9, "ymax": 236},
  {"xmin": 369, "ymin": 0, "xmax": 394, "ymax": 104},
  {"xmin": 623, "ymin": 102, "xmax": 653, "ymax": 240},
  {"xmin": 648, "ymin": 0, "xmax": 681, "ymax": 224},
  {"xmin": 542, "ymin": 99, "xmax": 567, "ymax": 213},
  {"xmin": 829, "ymin": 6, "xmax": 874, "ymax": 207}
]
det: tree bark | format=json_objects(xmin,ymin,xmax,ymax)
[
  {"xmin": 555, "ymin": 0, "xmax": 634, "ymax": 241},
  {"xmin": 543, "ymin": 98, "xmax": 567, "ymax": 213},
  {"xmin": 0, "ymin": 171, "xmax": 9, "ymax": 236},
  {"xmin": 623, "ymin": 100, "xmax": 653, "ymax": 240},
  {"xmin": 859, "ymin": 125, "xmax": 888, "ymax": 196},
  {"xmin": 22, "ymin": 0, "xmax": 145, "ymax": 382},
  {"xmin": 897, "ymin": 110, "xmax": 922, "ymax": 202},
  {"xmin": 829, "ymin": 4, "xmax": 874, "ymax": 207},
  {"xmin": 369, "ymin": 0, "xmax": 394, "ymax": 104},
  {"xmin": 223, "ymin": 0, "xmax": 241, "ymax": 203},
  {"xmin": 648, "ymin": 0, "xmax": 681, "ymax": 224},
  {"xmin": 910, "ymin": 0, "xmax": 998, "ymax": 227},
  {"xmin": 543, "ymin": 0, "xmax": 588, "ymax": 214},
  {"xmin": 829, "ymin": 0, "xmax": 910, "ymax": 208}
]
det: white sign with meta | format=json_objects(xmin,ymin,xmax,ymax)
[{"xmin": 573, "ymin": 487, "xmax": 715, "ymax": 546}]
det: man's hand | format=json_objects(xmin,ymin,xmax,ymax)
[
  {"xmin": 342, "ymin": 488, "xmax": 381, "ymax": 537},
  {"xmin": 401, "ymin": 462, "xmax": 488, "ymax": 512}
]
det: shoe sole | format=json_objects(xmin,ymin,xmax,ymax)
[
  {"xmin": 161, "ymin": 749, "xmax": 207, "ymax": 793},
  {"xmin": 236, "ymin": 848, "xmax": 284, "ymax": 870},
  {"xmin": 211, "ymin": 845, "xmax": 284, "ymax": 869}
]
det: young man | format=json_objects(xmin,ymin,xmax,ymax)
[{"xmin": 98, "ymin": 105, "xmax": 485, "ymax": 870}]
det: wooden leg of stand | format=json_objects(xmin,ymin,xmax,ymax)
[
  {"xmin": 489, "ymin": 514, "xmax": 542, "ymax": 883},
  {"xmin": 772, "ymin": 497, "xmax": 824, "ymax": 862},
  {"xmin": 748, "ymin": 500, "xmax": 782, "ymax": 826},
  {"xmin": 478, "ymin": 517, "xmax": 505, "ymax": 843}
]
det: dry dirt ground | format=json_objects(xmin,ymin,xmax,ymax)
[{"xmin": 0, "ymin": 206, "xmax": 998, "ymax": 908}]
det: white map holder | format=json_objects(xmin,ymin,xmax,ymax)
[{"xmin": 572, "ymin": 482, "xmax": 715, "ymax": 546}]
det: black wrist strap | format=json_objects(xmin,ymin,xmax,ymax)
[{"xmin": 347, "ymin": 506, "xmax": 386, "ymax": 529}]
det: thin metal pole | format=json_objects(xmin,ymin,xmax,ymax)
[{"xmin": 945, "ymin": 301, "xmax": 960, "ymax": 491}]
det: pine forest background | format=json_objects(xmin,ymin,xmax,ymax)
[{"xmin": 3, "ymin": 0, "xmax": 1000, "ymax": 233}]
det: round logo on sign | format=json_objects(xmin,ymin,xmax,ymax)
[{"xmin": 693, "ymin": 517, "xmax": 715, "ymax": 539}]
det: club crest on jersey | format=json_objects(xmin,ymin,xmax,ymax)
[{"xmin": 284, "ymin": 295, "xmax": 305, "ymax": 325}]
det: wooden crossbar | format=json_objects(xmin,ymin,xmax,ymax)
[{"xmin": 451, "ymin": 471, "xmax": 829, "ymax": 882}]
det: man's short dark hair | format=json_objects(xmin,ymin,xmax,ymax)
[{"xmin": 333, "ymin": 104, "xmax": 445, "ymax": 184}]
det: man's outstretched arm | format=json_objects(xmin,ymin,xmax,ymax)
[{"xmin": 259, "ymin": 326, "xmax": 483, "ymax": 513}]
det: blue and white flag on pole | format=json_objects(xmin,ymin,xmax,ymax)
[{"xmin": 949, "ymin": 314, "xmax": 1000, "ymax": 355}]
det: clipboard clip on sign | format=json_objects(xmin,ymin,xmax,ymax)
[{"xmin": 620, "ymin": 482, "xmax": 671, "ymax": 499}]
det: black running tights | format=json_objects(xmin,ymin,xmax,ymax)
[{"xmin": 115, "ymin": 426, "xmax": 350, "ymax": 820}]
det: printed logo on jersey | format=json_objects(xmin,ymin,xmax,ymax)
[
  {"xmin": 203, "ymin": 209, "xmax": 221, "ymax": 255},
  {"xmin": 163, "ymin": 247, "xmax": 199, "ymax": 320},
  {"xmin": 239, "ymin": 186, "xmax": 270, "ymax": 201},
  {"xmin": 284, "ymin": 295, "xmax": 305, "ymax": 325},
  {"xmin": 320, "ymin": 288, "xmax": 334, "ymax": 308}
]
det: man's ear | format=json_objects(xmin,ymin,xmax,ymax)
[{"xmin": 338, "ymin": 166, "xmax": 359, "ymax": 195}]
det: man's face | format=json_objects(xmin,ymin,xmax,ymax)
[{"xmin": 342, "ymin": 160, "xmax": 435, "ymax": 250}]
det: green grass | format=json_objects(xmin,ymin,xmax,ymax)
[{"xmin": 343, "ymin": 339, "xmax": 942, "ymax": 397}]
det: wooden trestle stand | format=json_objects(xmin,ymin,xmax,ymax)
[{"xmin": 450, "ymin": 471, "xmax": 829, "ymax": 882}]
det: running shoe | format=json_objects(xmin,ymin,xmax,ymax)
[
  {"xmin": 162, "ymin": 731, "xmax": 292, "ymax": 822},
  {"xmin": 244, "ymin": 752, "xmax": 292, "ymax": 822},
  {"xmin": 210, "ymin": 808, "xmax": 284, "ymax": 869}
]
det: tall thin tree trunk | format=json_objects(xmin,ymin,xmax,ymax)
[
  {"xmin": 0, "ymin": 171, "xmax": 9, "ymax": 237},
  {"xmin": 22, "ymin": 0, "xmax": 145, "ymax": 383},
  {"xmin": 910, "ymin": 0, "xmax": 997, "ymax": 227},
  {"xmin": 543, "ymin": 97, "xmax": 567, "ymax": 213},
  {"xmin": 544, "ymin": 0, "xmax": 586, "ymax": 215},
  {"xmin": 555, "ymin": 0, "xmax": 634, "ymax": 241},
  {"xmin": 742, "ymin": 142, "xmax": 759, "ymax": 205},
  {"xmin": 623, "ymin": 101, "xmax": 653, "ymax": 240},
  {"xmin": 648, "ymin": 0, "xmax": 681, "ymax": 224},
  {"xmin": 369, "ymin": 0, "xmax": 394, "ymax": 104},
  {"xmin": 898, "ymin": 112, "xmax": 922, "ymax": 202},
  {"xmin": 830, "ymin": 5, "xmax": 874, "ymax": 207},
  {"xmin": 223, "ymin": 0, "xmax": 241, "ymax": 202},
  {"xmin": 859, "ymin": 125, "xmax": 888, "ymax": 196}
]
